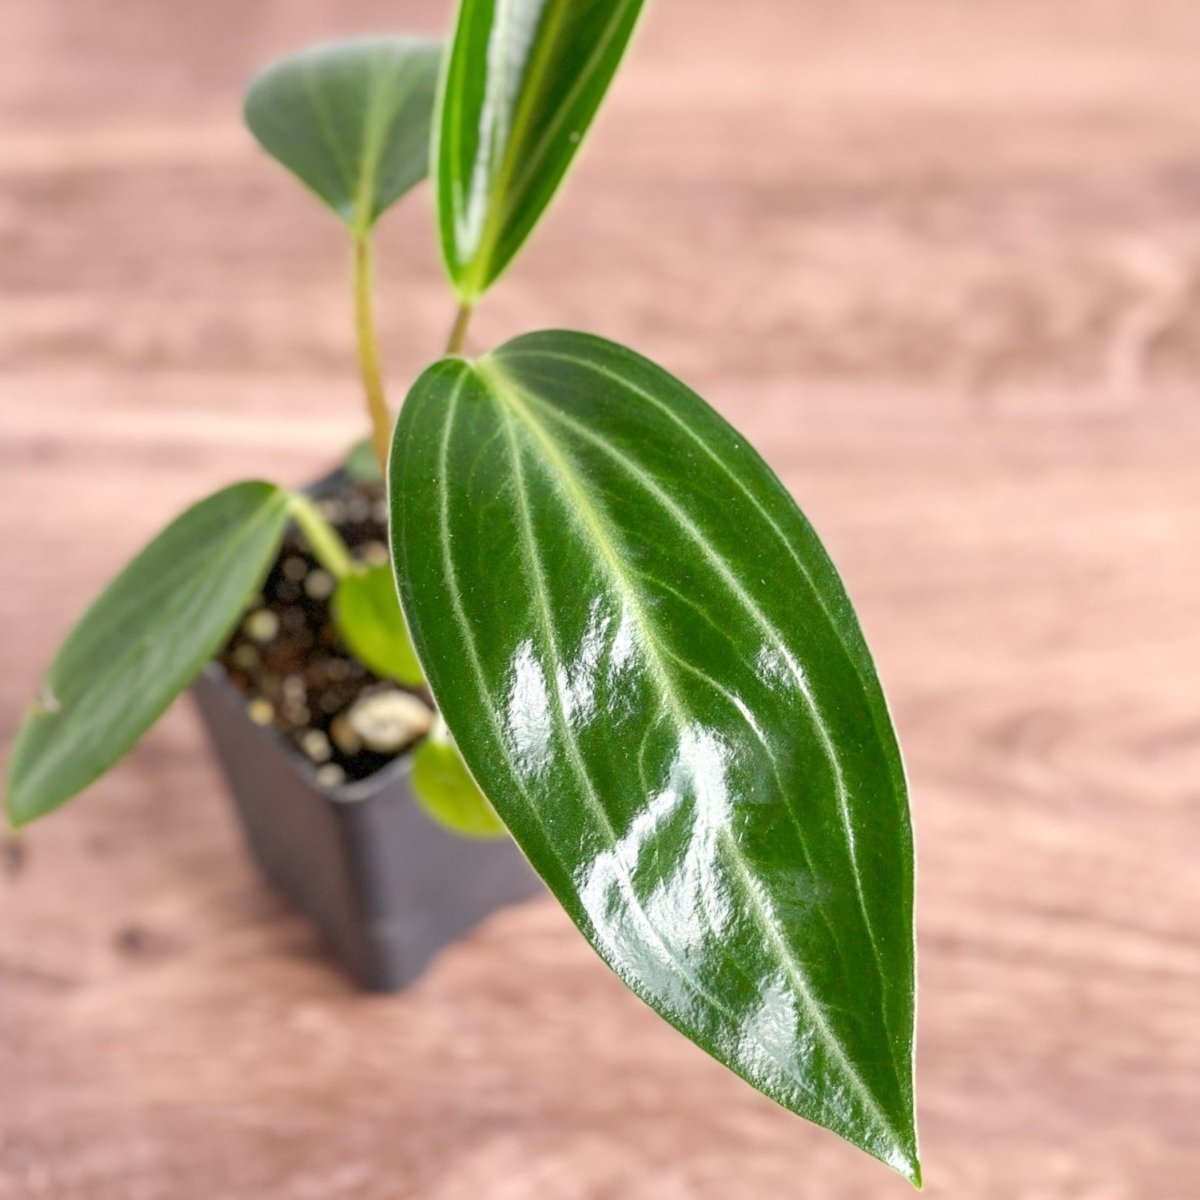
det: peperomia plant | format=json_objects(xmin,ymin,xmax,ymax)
[{"xmin": 5, "ymin": 2, "xmax": 919, "ymax": 1185}]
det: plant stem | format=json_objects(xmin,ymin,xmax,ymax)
[
  {"xmin": 353, "ymin": 231, "xmax": 392, "ymax": 472},
  {"xmin": 288, "ymin": 493, "xmax": 356, "ymax": 581},
  {"xmin": 445, "ymin": 302, "xmax": 474, "ymax": 356}
]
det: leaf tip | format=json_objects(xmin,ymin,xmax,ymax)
[
  {"xmin": 4, "ymin": 770, "xmax": 36, "ymax": 831},
  {"xmin": 885, "ymin": 1130, "xmax": 922, "ymax": 1189},
  {"xmin": 4, "ymin": 696, "xmax": 58, "ymax": 828},
  {"xmin": 905, "ymin": 1155, "xmax": 924, "ymax": 1191},
  {"xmin": 5, "ymin": 800, "xmax": 32, "ymax": 832}
]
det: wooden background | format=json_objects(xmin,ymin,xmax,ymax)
[{"xmin": 2, "ymin": 1, "xmax": 1198, "ymax": 1196}]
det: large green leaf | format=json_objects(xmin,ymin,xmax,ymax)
[
  {"xmin": 6, "ymin": 483, "xmax": 291, "ymax": 826},
  {"xmin": 245, "ymin": 36, "xmax": 442, "ymax": 231},
  {"xmin": 435, "ymin": 0, "xmax": 645, "ymax": 300},
  {"xmin": 389, "ymin": 332, "xmax": 919, "ymax": 1182}
]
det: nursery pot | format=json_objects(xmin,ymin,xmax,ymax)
[
  {"xmin": 192, "ymin": 666, "xmax": 542, "ymax": 991},
  {"xmin": 189, "ymin": 469, "xmax": 542, "ymax": 991}
]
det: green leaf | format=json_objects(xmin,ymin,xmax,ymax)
[
  {"xmin": 344, "ymin": 436, "xmax": 384, "ymax": 483},
  {"xmin": 412, "ymin": 722, "xmax": 506, "ymax": 838},
  {"xmin": 389, "ymin": 331, "xmax": 919, "ymax": 1183},
  {"xmin": 332, "ymin": 564, "xmax": 424, "ymax": 687},
  {"xmin": 435, "ymin": 0, "xmax": 645, "ymax": 300},
  {"xmin": 245, "ymin": 36, "xmax": 442, "ymax": 231},
  {"xmin": 6, "ymin": 483, "xmax": 291, "ymax": 826}
]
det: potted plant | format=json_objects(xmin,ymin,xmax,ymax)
[{"xmin": 5, "ymin": 0, "xmax": 920, "ymax": 1186}]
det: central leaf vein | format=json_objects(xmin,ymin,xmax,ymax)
[{"xmin": 470, "ymin": 356, "xmax": 902, "ymax": 1138}]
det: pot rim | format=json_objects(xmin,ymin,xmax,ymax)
[
  {"xmin": 198, "ymin": 662, "xmax": 416, "ymax": 807},
  {"xmin": 201, "ymin": 462, "xmax": 419, "ymax": 808}
]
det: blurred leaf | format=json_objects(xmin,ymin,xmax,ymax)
[
  {"xmin": 412, "ymin": 724, "xmax": 506, "ymax": 837},
  {"xmin": 245, "ymin": 36, "xmax": 442, "ymax": 231},
  {"xmin": 6, "ymin": 483, "xmax": 291, "ymax": 826},
  {"xmin": 333, "ymin": 564, "xmax": 423, "ymax": 686},
  {"xmin": 389, "ymin": 330, "xmax": 919, "ymax": 1182},
  {"xmin": 344, "ymin": 436, "xmax": 384, "ymax": 483},
  {"xmin": 436, "ymin": 0, "xmax": 644, "ymax": 299}
]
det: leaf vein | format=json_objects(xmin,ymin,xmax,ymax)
[{"xmin": 474, "ymin": 356, "xmax": 900, "ymax": 1137}]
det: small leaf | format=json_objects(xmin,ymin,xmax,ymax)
[
  {"xmin": 245, "ymin": 36, "xmax": 442, "ymax": 231},
  {"xmin": 412, "ymin": 722, "xmax": 506, "ymax": 838},
  {"xmin": 6, "ymin": 483, "xmax": 291, "ymax": 826},
  {"xmin": 390, "ymin": 331, "xmax": 919, "ymax": 1182},
  {"xmin": 333, "ymin": 564, "xmax": 423, "ymax": 687},
  {"xmin": 436, "ymin": 0, "xmax": 645, "ymax": 299},
  {"xmin": 344, "ymin": 436, "xmax": 384, "ymax": 483}
]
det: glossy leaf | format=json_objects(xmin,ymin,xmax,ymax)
[
  {"xmin": 435, "ymin": 0, "xmax": 645, "ymax": 299},
  {"xmin": 332, "ymin": 564, "xmax": 423, "ymax": 687},
  {"xmin": 390, "ymin": 331, "xmax": 919, "ymax": 1182},
  {"xmin": 245, "ymin": 36, "xmax": 442, "ymax": 231},
  {"xmin": 6, "ymin": 483, "xmax": 291, "ymax": 826},
  {"xmin": 412, "ymin": 722, "xmax": 506, "ymax": 838}
]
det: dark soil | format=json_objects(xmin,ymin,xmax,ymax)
[{"xmin": 216, "ymin": 472, "xmax": 426, "ymax": 788}]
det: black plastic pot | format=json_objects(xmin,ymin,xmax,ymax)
[{"xmin": 191, "ymin": 665, "xmax": 543, "ymax": 991}]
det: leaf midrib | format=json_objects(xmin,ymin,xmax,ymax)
[
  {"xmin": 53, "ymin": 489, "xmax": 285, "ymax": 690},
  {"xmin": 492, "ymin": 348, "xmax": 897, "ymax": 1022},
  {"xmin": 502, "ymin": 1, "xmax": 636, "ymax": 217},
  {"xmin": 15, "ymin": 492, "xmax": 287, "ymax": 806},
  {"xmin": 486, "ymin": 353, "xmax": 892, "ymax": 994},
  {"xmin": 455, "ymin": 1, "xmax": 633, "ymax": 294},
  {"xmin": 352, "ymin": 45, "xmax": 428, "ymax": 231},
  {"xmin": 471, "ymin": 355, "xmax": 905, "ymax": 1143},
  {"xmin": 487, "ymin": 358, "xmax": 848, "ymax": 961},
  {"xmin": 300, "ymin": 55, "xmax": 358, "ymax": 220},
  {"xmin": 454, "ymin": 0, "xmax": 569, "ymax": 292},
  {"xmin": 494, "ymin": 383, "xmax": 867, "ymax": 1108},
  {"xmin": 502, "ymin": 345, "xmax": 901, "ymax": 769}
]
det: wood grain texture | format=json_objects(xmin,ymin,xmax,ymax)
[{"xmin": 2, "ymin": 1, "xmax": 1198, "ymax": 1197}]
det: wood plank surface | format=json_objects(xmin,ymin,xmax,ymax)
[{"xmin": 2, "ymin": 1, "xmax": 1198, "ymax": 1197}]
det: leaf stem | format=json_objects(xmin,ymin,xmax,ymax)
[
  {"xmin": 445, "ymin": 302, "xmax": 474, "ymax": 356},
  {"xmin": 287, "ymin": 493, "xmax": 356, "ymax": 580},
  {"xmin": 353, "ymin": 231, "xmax": 392, "ymax": 471}
]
